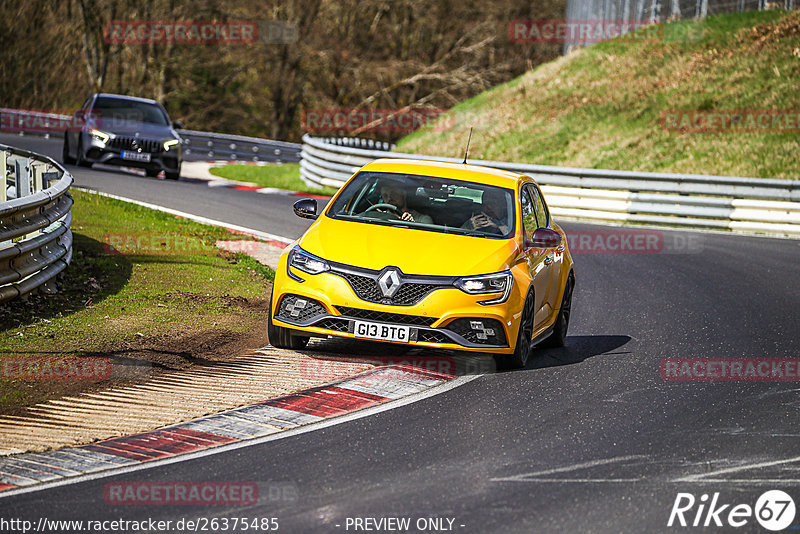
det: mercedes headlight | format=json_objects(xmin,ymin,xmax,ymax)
[
  {"xmin": 289, "ymin": 247, "xmax": 330, "ymax": 275},
  {"xmin": 163, "ymin": 139, "xmax": 180, "ymax": 151},
  {"xmin": 454, "ymin": 270, "xmax": 513, "ymax": 305},
  {"xmin": 89, "ymin": 129, "xmax": 110, "ymax": 144}
]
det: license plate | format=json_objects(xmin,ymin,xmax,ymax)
[
  {"xmin": 121, "ymin": 151, "xmax": 151, "ymax": 162},
  {"xmin": 353, "ymin": 321, "xmax": 410, "ymax": 343}
]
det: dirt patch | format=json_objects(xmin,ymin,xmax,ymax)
[
  {"xmin": 744, "ymin": 10, "xmax": 800, "ymax": 49},
  {"xmin": 100, "ymin": 318, "xmax": 269, "ymax": 370},
  {"xmin": 162, "ymin": 290, "xmax": 263, "ymax": 311},
  {"xmin": 0, "ymin": 297, "xmax": 270, "ymax": 417}
]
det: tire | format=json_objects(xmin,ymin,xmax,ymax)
[
  {"xmin": 145, "ymin": 169, "xmax": 160, "ymax": 178},
  {"xmin": 267, "ymin": 295, "xmax": 310, "ymax": 350},
  {"xmin": 494, "ymin": 290, "xmax": 536, "ymax": 370},
  {"xmin": 165, "ymin": 170, "xmax": 180, "ymax": 180},
  {"xmin": 540, "ymin": 272, "xmax": 574, "ymax": 349},
  {"xmin": 62, "ymin": 135, "xmax": 76, "ymax": 165},
  {"xmin": 76, "ymin": 139, "xmax": 92, "ymax": 168}
]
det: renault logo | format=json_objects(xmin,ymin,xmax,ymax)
[{"xmin": 377, "ymin": 269, "xmax": 401, "ymax": 298}]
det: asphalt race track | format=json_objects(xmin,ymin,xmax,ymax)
[
  {"xmin": 0, "ymin": 134, "xmax": 315, "ymax": 240},
  {"xmin": 3, "ymin": 134, "xmax": 800, "ymax": 532}
]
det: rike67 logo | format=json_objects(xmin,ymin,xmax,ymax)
[{"xmin": 668, "ymin": 490, "xmax": 796, "ymax": 531}]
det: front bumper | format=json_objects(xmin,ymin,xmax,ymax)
[
  {"xmin": 83, "ymin": 134, "xmax": 181, "ymax": 172},
  {"xmin": 271, "ymin": 254, "xmax": 524, "ymax": 355}
]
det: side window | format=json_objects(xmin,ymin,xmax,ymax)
[
  {"xmin": 530, "ymin": 185, "xmax": 549, "ymax": 228},
  {"xmin": 520, "ymin": 186, "xmax": 538, "ymax": 239}
]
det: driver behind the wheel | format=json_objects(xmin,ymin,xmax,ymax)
[{"xmin": 377, "ymin": 178, "xmax": 433, "ymax": 224}]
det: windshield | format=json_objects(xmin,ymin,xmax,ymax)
[
  {"xmin": 91, "ymin": 96, "xmax": 170, "ymax": 126},
  {"xmin": 327, "ymin": 171, "xmax": 515, "ymax": 238}
]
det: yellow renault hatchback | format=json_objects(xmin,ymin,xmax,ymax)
[{"xmin": 268, "ymin": 158, "xmax": 574, "ymax": 369}]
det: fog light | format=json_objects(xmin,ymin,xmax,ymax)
[
  {"xmin": 288, "ymin": 299, "xmax": 308, "ymax": 317},
  {"xmin": 470, "ymin": 321, "xmax": 495, "ymax": 340}
]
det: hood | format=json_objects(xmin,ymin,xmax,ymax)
[{"xmin": 299, "ymin": 216, "xmax": 519, "ymax": 276}]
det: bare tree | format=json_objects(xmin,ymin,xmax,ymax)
[{"xmin": 77, "ymin": 0, "xmax": 118, "ymax": 91}]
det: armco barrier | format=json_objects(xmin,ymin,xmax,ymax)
[
  {"xmin": 178, "ymin": 129, "xmax": 301, "ymax": 163},
  {"xmin": 300, "ymin": 134, "xmax": 800, "ymax": 237},
  {"xmin": 0, "ymin": 144, "xmax": 73, "ymax": 303}
]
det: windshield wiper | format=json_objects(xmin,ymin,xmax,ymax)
[{"xmin": 441, "ymin": 227, "xmax": 484, "ymax": 237}]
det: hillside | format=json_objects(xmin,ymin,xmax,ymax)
[{"xmin": 397, "ymin": 10, "xmax": 800, "ymax": 179}]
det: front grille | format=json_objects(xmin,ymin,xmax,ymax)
[
  {"xmin": 333, "ymin": 268, "xmax": 452, "ymax": 307},
  {"xmin": 276, "ymin": 294, "xmax": 327, "ymax": 323},
  {"xmin": 393, "ymin": 283, "xmax": 436, "ymax": 306},
  {"xmin": 316, "ymin": 318, "xmax": 350, "ymax": 332},
  {"xmin": 445, "ymin": 318, "xmax": 507, "ymax": 346},
  {"xmin": 335, "ymin": 306, "xmax": 436, "ymax": 327},
  {"xmin": 339, "ymin": 271, "xmax": 382, "ymax": 301},
  {"xmin": 418, "ymin": 330, "xmax": 451, "ymax": 344},
  {"xmin": 109, "ymin": 136, "xmax": 162, "ymax": 153}
]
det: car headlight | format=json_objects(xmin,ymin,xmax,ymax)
[
  {"xmin": 454, "ymin": 271, "xmax": 513, "ymax": 305},
  {"xmin": 163, "ymin": 139, "xmax": 180, "ymax": 151},
  {"xmin": 90, "ymin": 129, "xmax": 110, "ymax": 144},
  {"xmin": 289, "ymin": 247, "xmax": 330, "ymax": 275}
]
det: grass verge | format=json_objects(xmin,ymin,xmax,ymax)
[
  {"xmin": 0, "ymin": 189, "xmax": 274, "ymax": 415},
  {"xmin": 209, "ymin": 162, "xmax": 339, "ymax": 196}
]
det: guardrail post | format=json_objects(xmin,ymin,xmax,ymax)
[
  {"xmin": 16, "ymin": 158, "xmax": 31, "ymax": 198},
  {"xmin": 18, "ymin": 158, "xmax": 40, "ymax": 239},
  {"xmin": 42, "ymin": 170, "xmax": 60, "ymax": 188},
  {"xmin": 1, "ymin": 149, "xmax": 6, "ymax": 203},
  {"xmin": 1, "ymin": 151, "xmax": 8, "ymax": 249},
  {"xmin": 32, "ymin": 163, "xmax": 44, "ymax": 193}
]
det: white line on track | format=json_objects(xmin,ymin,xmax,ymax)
[
  {"xmin": 0, "ymin": 374, "xmax": 482, "ymax": 499},
  {"xmin": 673, "ymin": 455, "xmax": 800, "ymax": 482},
  {"xmin": 489, "ymin": 455, "xmax": 648, "ymax": 482}
]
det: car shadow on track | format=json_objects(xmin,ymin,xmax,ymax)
[
  {"xmin": 528, "ymin": 334, "xmax": 632, "ymax": 370},
  {"xmin": 298, "ymin": 334, "xmax": 631, "ymax": 376},
  {"xmin": 301, "ymin": 337, "xmax": 497, "ymax": 376}
]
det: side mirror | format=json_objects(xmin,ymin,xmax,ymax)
[
  {"xmin": 172, "ymin": 120, "xmax": 184, "ymax": 129},
  {"xmin": 527, "ymin": 227, "xmax": 561, "ymax": 248},
  {"xmin": 293, "ymin": 198, "xmax": 318, "ymax": 220}
]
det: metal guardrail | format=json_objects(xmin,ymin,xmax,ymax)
[
  {"xmin": 0, "ymin": 108, "xmax": 302, "ymax": 163},
  {"xmin": 178, "ymin": 129, "xmax": 301, "ymax": 163},
  {"xmin": 300, "ymin": 134, "xmax": 800, "ymax": 237},
  {"xmin": 0, "ymin": 144, "xmax": 73, "ymax": 303}
]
